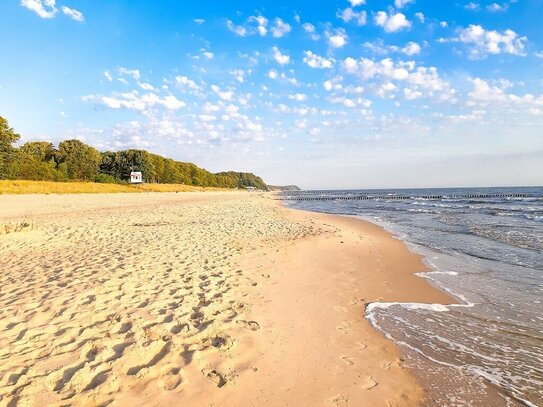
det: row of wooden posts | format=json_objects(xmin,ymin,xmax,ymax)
[{"xmin": 280, "ymin": 193, "xmax": 532, "ymax": 201}]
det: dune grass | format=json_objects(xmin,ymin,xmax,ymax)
[{"xmin": 0, "ymin": 180, "xmax": 231, "ymax": 195}]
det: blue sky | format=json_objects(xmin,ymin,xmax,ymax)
[{"xmin": 1, "ymin": 0, "xmax": 542, "ymax": 189}]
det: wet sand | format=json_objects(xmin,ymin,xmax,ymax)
[{"xmin": 0, "ymin": 192, "xmax": 453, "ymax": 406}]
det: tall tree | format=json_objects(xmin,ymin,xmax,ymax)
[
  {"xmin": 56, "ymin": 140, "xmax": 101, "ymax": 180},
  {"xmin": 20, "ymin": 141, "xmax": 56, "ymax": 162},
  {"xmin": 0, "ymin": 116, "xmax": 21, "ymax": 179}
]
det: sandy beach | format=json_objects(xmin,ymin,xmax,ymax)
[{"xmin": 0, "ymin": 192, "xmax": 453, "ymax": 406}]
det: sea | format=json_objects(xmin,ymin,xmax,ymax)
[{"xmin": 281, "ymin": 187, "xmax": 543, "ymax": 407}]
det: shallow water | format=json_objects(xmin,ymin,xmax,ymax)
[{"xmin": 283, "ymin": 187, "xmax": 543, "ymax": 407}]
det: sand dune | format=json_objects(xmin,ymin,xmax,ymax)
[{"xmin": 0, "ymin": 192, "xmax": 452, "ymax": 406}]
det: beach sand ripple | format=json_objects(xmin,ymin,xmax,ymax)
[{"xmin": 0, "ymin": 194, "xmax": 317, "ymax": 406}]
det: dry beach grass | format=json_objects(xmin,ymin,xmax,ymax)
[
  {"xmin": 0, "ymin": 192, "xmax": 453, "ymax": 406},
  {"xmin": 0, "ymin": 180, "xmax": 229, "ymax": 195}
]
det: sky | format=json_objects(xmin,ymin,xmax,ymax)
[{"xmin": 0, "ymin": 0, "xmax": 542, "ymax": 189}]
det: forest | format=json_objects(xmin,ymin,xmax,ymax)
[{"xmin": 0, "ymin": 116, "xmax": 268, "ymax": 190}]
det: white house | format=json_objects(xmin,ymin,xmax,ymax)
[{"xmin": 130, "ymin": 171, "xmax": 143, "ymax": 184}]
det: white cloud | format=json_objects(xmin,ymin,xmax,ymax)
[
  {"xmin": 194, "ymin": 18, "xmax": 205, "ymax": 24},
  {"xmin": 394, "ymin": 0, "xmax": 415, "ymax": 8},
  {"xmin": 415, "ymin": 12, "xmax": 425, "ymax": 23},
  {"xmin": 202, "ymin": 51, "xmax": 214, "ymax": 60},
  {"xmin": 377, "ymin": 82, "xmax": 397, "ymax": 98},
  {"xmin": 271, "ymin": 18, "xmax": 292, "ymax": 38},
  {"xmin": 103, "ymin": 71, "xmax": 113, "ymax": 82},
  {"xmin": 458, "ymin": 24, "xmax": 527, "ymax": 58},
  {"xmin": 466, "ymin": 77, "xmax": 543, "ymax": 112},
  {"xmin": 21, "ymin": 0, "xmax": 57, "ymax": 18},
  {"xmin": 198, "ymin": 114, "xmax": 217, "ymax": 122},
  {"xmin": 138, "ymin": 82, "xmax": 155, "ymax": 91},
  {"xmin": 249, "ymin": 15, "xmax": 268, "ymax": 36},
  {"xmin": 323, "ymin": 80, "xmax": 333, "ymax": 91},
  {"xmin": 175, "ymin": 75, "xmax": 200, "ymax": 90},
  {"xmin": 487, "ymin": 2, "xmax": 508, "ymax": 12},
  {"xmin": 363, "ymin": 40, "xmax": 421, "ymax": 56},
  {"xmin": 344, "ymin": 57, "xmax": 409, "ymax": 80},
  {"xmin": 337, "ymin": 8, "xmax": 367, "ymax": 26},
  {"xmin": 374, "ymin": 11, "xmax": 411, "ymax": 33},
  {"xmin": 211, "ymin": 85, "xmax": 234, "ymax": 101},
  {"xmin": 118, "ymin": 67, "xmax": 141, "ymax": 81},
  {"xmin": 295, "ymin": 119, "xmax": 308, "ymax": 129},
  {"xmin": 348, "ymin": 0, "xmax": 366, "ymax": 6},
  {"xmin": 289, "ymin": 93, "xmax": 308, "ymax": 102},
  {"xmin": 267, "ymin": 71, "xmax": 298, "ymax": 85},
  {"xmin": 404, "ymin": 88, "xmax": 423, "ymax": 100},
  {"xmin": 83, "ymin": 91, "xmax": 185, "ymax": 111},
  {"xmin": 226, "ymin": 20, "xmax": 248, "ymax": 37},
  {"xmin": 469, "ymin": 78, "xmax": 507, "ymax": 102},
  {"xmin": 62, "ymin": 6, "xmax": 84, "ymax": 22},
  {"xmin": 343, "ymin": 98, "xmax": 357, "ymax": 108},
  {"xmin": 203, "ymin": 102, "xmax": 220, "ymax": 113},
  {"xmin": 328, "ymin": 31, "xmax": 348, "ymax": 48},
  {"xmin": 402, "ymin": 41, "xmax": 421, "ymax": 55},
  {"xmin": 230, "ymin": 69, "xmax": 246, "ymax": 83},
  {"xmin": 272, "ymin": 46, "xmax": 290, "ymax": 65},
  {"xmin": 303, "ymin": 22, "xmax": 316, "ymax": 33},
  {"xmin": 161, "ymin": 95, "xmax": 185, "ymax": 110},
  {"xmin": 303, "ymin": 51, "xmax": 335, "ymax": 69},
  {"xmin": 303, "ymin": 23, "xmax": 320, "ymax": 40},
  {"xmin": 465, "ymin": 2, "xmax": 480, "ymax": 10},
  {"xmin": 343, "ymin": 57, "xmax": 456, "ymax": 101}
]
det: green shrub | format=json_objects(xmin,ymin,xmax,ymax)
[{"xmin": 93, "ymin": 173, "xmax": 121, "ymax": 184}]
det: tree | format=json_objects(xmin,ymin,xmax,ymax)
[
  {"xmin": 9, "ymin": 150, "xmax": 67, "ymax": 181},
  {"xmin": 0, "ymin": 116, "xmax": 21, "ymax": 179},
  {"xmin": 20, "ymin": 141, "xmax": 56, "ymax": 162},
  {"xmin": 56, "ymin": 140, "xmax": 101, "ymax": 180},
  {"xmin": 0, "ymin": 115, "xmax": 270, "ymax": 188}
]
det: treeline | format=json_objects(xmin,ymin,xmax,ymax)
[{"xmin": 0, "ymin": 116, "xmax": 268, "ymax": 189}]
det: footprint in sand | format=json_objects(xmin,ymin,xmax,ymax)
[
  {"xmin": 160, "ymin": 366, "xmax": 182, "ymax": 390},
  {"xmin": 356, "ymin": 341, "xmax": 367, "ymax": 350},
  {"xmin": 340, "ymin": 355, "xmax": 354, "ymax": 365},
  {"xmin": 329, "ymin": 393, "xmax": 349, "ymax": 406},
  {"xmin": 82, "ymin": 369, "xmax": 111, "ymax": 392},
  {"xmin": 236, "ymin": 320, "xmax": 260, "ymax": 331},
  {"xmin": 380, "ymin": 361, "xmax": 392, "ymax": 371},
  {"xmin": 349, "ymin": 297, "xmax": 365, "ymax": 306},
  {"xmin": 117, "ymin": 322, "xmax": 132, "ymax": 334},
  {"xmin": 170, "ymin": 323, "xmax": 189, "ymax": 334},
  {"xmin": 362, "ymin": 376, "xmax": 378, "ymax": 390},
  {"xmin": 261, "ymin": 273, "xmax": 270, "ymax": 279},
  {"xmin": 336, "ymin": 321, "xmax": 351, "ymax": 334},
  {"xmin": 206, "ymin": 335, "xmax": 230, "ymax": 349},
  {"xmin": 202, "ymin": 369, "xmax": 226, "ymax": 388}
]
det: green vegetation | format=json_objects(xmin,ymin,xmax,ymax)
[
  {"xmin": 0, "ymin": 115, "xmax": 269, "ymax": 190},
  {"xmin": 215, "ymin": 171, "xmax": 268, "ymax": 190}
]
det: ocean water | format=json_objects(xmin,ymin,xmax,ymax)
[{"xmin": 282, "ymin": 187, "xmax": 543, "ymax": 407}]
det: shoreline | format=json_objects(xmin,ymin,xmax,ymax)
[
  {"xmin": 282, "ymin": 203, "xmax": 532, "ymax": 407},
  {"xmin": 0, "ymin": 192, "xmax": 454, "ymax": 406}
]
